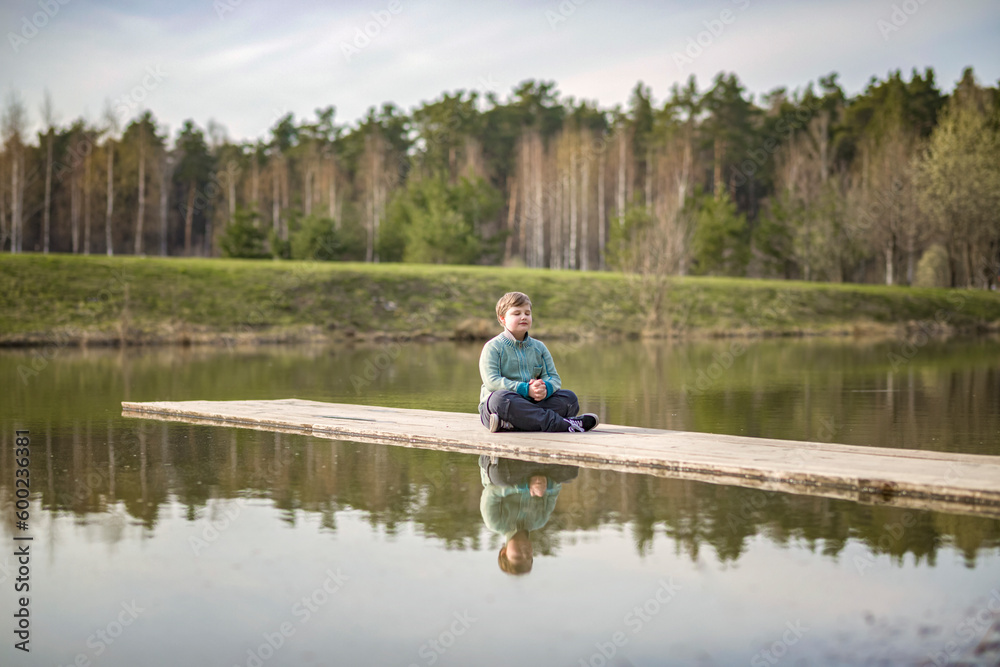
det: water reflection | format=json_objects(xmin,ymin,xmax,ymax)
[
  {"xmin": 479, "ymin": 455, "xmax": 579, "ymax": 574},
  {"xmin": 3, "ymin": 417, "xmax": 998, "ymax": 569},
  {"xmin": 3, "ymin": 336, "xmax": 1000, "ymax": 455},
  {"xmin": 3, "ymin": 340, "xmax": 1000, "ymax": 664}
]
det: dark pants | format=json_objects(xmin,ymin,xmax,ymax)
[{"xmin": 480, "ymin": 389, "xmax": 579, "ymax": 432}]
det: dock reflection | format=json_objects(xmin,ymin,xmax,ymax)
[{"xmin": 0, "ymin": 416, "xmax": 998, "ymax": 568}]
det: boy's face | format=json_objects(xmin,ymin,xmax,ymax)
[{"xmin": 500, "ymin": 303, "xmax": 532, "ymax": 339}]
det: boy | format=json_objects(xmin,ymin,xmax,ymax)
[{"xmin": 478, "ymin": 291, "xmax": 599, "ymax": 433}]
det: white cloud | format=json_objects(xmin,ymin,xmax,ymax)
[{"xmin": 1, "ymin": 0, "xmax": 998, "ymax": 141}]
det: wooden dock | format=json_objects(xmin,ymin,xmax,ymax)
[{"xmin": 121, "ymin": 399, "xmax": 1000, "ymax": 518}]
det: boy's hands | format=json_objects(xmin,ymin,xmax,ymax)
[{"xmin": 528, "ymin": 379, "xmax": 547, "ymax": 401}]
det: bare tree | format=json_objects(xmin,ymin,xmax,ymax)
[
  {"xmin": 41, "ymin": 90, "xmax": 57, "ymax": 253},
  {"xmin": 134, "ymin": 121, "xmax": 147, "ymax": 254},
  {"xmin": 597, "ymin": 144, "xmax": 606, "ymax": 269},
  {"xmin": 359, "ymin": 128, "xmax": 397, "ymax": 262},
  {"xmin": 0, "ymin": 144, "xmax": 7, "ymax": 251},
  {"xmin": 569, "ymin": 134, "xmax": 578, "ymax": 270},
  {"xmin": 159, "ymin": 150, "xmax": 175, "ymax": 257},
  {"xmin": 70, "ymin": 139, "xmax": 80, "ymax": 253},
  {"xmin": 102, "ymin": 103, "xmax": 120, "ymax": 256},
  {"xmin": 2, "ymin": 91, "xmax": 28, "ymax": 253},
  {"xmin": 83, "ymin": 132, "xmax": 93, "ymax": 254}
]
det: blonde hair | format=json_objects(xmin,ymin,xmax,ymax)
[
  {"xmin": 498, "ymin": 545, "xmax": 533, "ymax": 575},
  {"xmin": 495, "ymin": 291, "xmax": 532, "ymax": 325}
]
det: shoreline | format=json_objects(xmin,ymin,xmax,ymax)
[
  {"xmin": 3, "ymin": 254, "xmax": 1000, "ymax": 349},
  {"xmin": 3, "ymin": 320, "xmax": 997, "ymax": 349}
]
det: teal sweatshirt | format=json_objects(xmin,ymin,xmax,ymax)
[
  {"xmin": 480, "ymin": 481, "xmax": 562, "ymax": 540},
  {"xmin": 478, "ymin": 330, "xmax": 562, "ymax": 410}
]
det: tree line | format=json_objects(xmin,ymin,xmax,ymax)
[{"xmin": 1, "ymin": 66, "xmax": 998, "ymax": 288}]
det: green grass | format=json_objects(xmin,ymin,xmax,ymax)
[{"xmin": 2, "ymin": 253, "xmax": 999, "ymax": 344}]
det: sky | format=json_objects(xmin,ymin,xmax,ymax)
[{"xmin": 1, "ymin": 0, "xmax": 999, "ymax": 143}]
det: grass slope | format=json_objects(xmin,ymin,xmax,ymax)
[{"xmin": 2, "ymin": 254, "xmax": 999, "ymax": 345}]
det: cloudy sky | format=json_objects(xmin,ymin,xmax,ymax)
[{"xmin": 2, "ymin": 0, "xmax": 998, "ymax": 142}]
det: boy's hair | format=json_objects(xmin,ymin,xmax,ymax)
[
  {"xmin": 498, "ymin": 545, "xmax": 532, "ymax": 575},
  {"xmin": 496, "ymin": 291, "xmax": 532, "ymax": 324}
]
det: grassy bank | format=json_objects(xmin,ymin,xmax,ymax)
[{"xmin": 2, "ymin": 254, "xmax": 999, "ymax": 346}]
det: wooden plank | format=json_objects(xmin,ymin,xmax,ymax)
[{"xmin": 121, "ymin": 398, "xmax": 1000, "ymax": 518}]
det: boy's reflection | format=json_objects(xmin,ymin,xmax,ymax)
[{"xmin": 479, "ymin": 455, "xmax": 579, "ymax": 575}]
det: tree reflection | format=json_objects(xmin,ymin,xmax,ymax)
[{"xmin": 1, "ymin": 417, "xmax": 998, "ymax": 568}]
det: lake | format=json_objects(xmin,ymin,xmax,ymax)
[{"xmin": 1, "ymin": 336, "xmax": 999, "ymax": 666}]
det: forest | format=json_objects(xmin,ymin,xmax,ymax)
[{"xmin": 1, "ymin": 66, "xmax": 998, "ymax": 289}]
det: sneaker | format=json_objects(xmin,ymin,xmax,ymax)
[
  {"xmin": 566, "ymin": 413, "xmax": 599, "ymax": 433},
  {"xmin": 488, "ymin": 414, "xmax": 514, "ymax": 433}
]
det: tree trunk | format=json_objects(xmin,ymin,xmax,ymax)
[
  {"xmin": 0, "ymin": 157, "xmax": 7, "ymax": 251},
  {"xmin": 518, "ymin": 136, "xmax": 527, "ymax": 263},
  {"xmin": 159, "ymin": 156, "xmax": 170, "ymax": 256},
  {"xmin": 553, "ymin": 155, "xmax": 563, "ymax": 269},
  {"xmin": 644, "ymin": 146, "xmax": 652, "ymax": 210},
  {"xmin": 271, "ymin": 160, "xmax": 280, "ymax": 237},
  {"xmin": 884, "ymin": 237, "xmax": 894, "ymax": 286},
  {"xmin": 330, "ymin": 158, "xmax": 340, "ymax": 231},
  {"xmin": 203, "ymin": 198, "xmax": 213, "ymax": 257},
  {"xmin": 43, "ymin": 130, "xmax": 53, "ymax": 253},
  {"xmin": 11, "ymin": 149, "xmax": 21, "ymax": 253},
  {"xmin": 227, "ymin": 161, "xmax": 236, "ymax": 219},
  {"xmin": 134, "ymin": 131, "xmax": 146, "ymax": 254},
  {"xmin": 71, "ymin": 170, "xmax": 80, "ymax": 253},
  {"xmin": 617, "ymin": 130, "xmax": 626, "ymax": 220},
  {"xmin": 581, "ymin": 149, "xmax": 589, "ymax": 272},
  {"xmin": 534, "ymin": 133, "xmax": 543, "ymax": 268},
  {"xmin": 713, "ymin": 137, "xmax": 725, "ymax": 199},
  {"xmin": 598, "ymin": 148, "xmax": 605, "ymax": 269},
  {"xmin": 906, "ymin": 233, "xmax": 915, "ymax": 286},
  {"xmin": 185, "ymin": 181, "xmax": 196, "ymax": 255},
  {"xmin": 251, "ymin": 158, "xmax": 259, "ymax": 209},
  {"xmin": 305, "ymin": 164, "xmax": 312, "ymax": 217},
  {"xmin": 505, "ymin": 175, "xmax": 517, "ymax": 264},
  {"xmin": 964, "ymin": 242, "xmax": 974, "ymax": 289},
  {"xmin": 569, "ymin": 141, "xmax": 578, "ymax": 270},
  {"xmin": 105, "ymin": 141, "xmax": 114, "ymax": 256},
  {"xmin": 18, "ymin": 152, "xmax": 24, "ymax": 252},
  {"xmin": 84, "ymin": 150, "xmax": 92, "ymax": 255}
]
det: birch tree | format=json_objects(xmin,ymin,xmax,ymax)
[
  {"xmin": 101, "ymin": 103, "xmax": 120, "ymax": 255},
  {"xmin": 2, "ymin": 92, "xmax": 28, "ymax": 253},
  {"xmin": 40, "ymin": 91, "xmax": 56, "ymax": 254}
]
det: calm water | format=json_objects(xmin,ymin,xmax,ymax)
[{"xmin": 1, "ymin": 338, "xmax": 999, "ymax": 667}]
